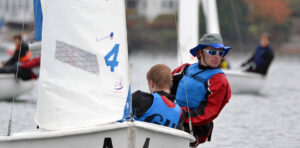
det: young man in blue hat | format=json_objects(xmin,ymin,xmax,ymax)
[{"xmin": 171, "ymin": 33, "xmax": 232, "ymax": 147}]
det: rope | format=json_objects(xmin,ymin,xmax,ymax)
[
  {"xmin": 129, "ymin": 87, "xmax": 134, "ymax": 121},
  {"xmin": 174, "ymin": 9, "xmax": 193, "ymax": 136},
  {"xmin": 229, "ymin": 0, "xmax": 243, "ymax": 51},
  {"xmin": 7, "ymin": 6, "xmax": 27, "ymax": 136}
]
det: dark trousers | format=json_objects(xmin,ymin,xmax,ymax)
[
  {"xmin": 184, "ymin": 122, "xmax": 214, "ymax": 147},
  {"xmin": 0, "ymin": 65, "xmax": 32, "ymax": 80}
]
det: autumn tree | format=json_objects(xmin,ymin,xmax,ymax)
[
  {"xmin": 245, "ymin": 0, "xmax": 291, "ymax": 24},
  {"xmin": 244, "ymin": 0, "xmax": 292, "ymax": 41}
]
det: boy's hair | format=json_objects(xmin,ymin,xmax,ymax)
[
  {"xmin": 147, "ymin": 64, "xmax": 172, "ymax": 89},
  {"xmin": 261, "ymin": 32, "xmax": 271, "ymax": 41},
  {"xmin": 13, "ymin": 34, "xmax": 22, "ymax": 41}
]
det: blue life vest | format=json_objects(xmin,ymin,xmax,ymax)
[
  {"xmin": 136, "ymin": 93, "xmax": 182, "ymax": 128},
  {"xmin": 253, "ymin": 45, "xmax": 273, "ymax": 68},
  {"xmin": 176, "ymin": 63, "xmax": 223, "ymax": 109}
]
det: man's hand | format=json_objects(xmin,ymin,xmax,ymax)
[{"xmin": 241, "ymin": 62, "xmax": 247, "ymax": 67}]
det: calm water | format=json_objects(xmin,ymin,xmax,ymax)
[{"xmin": 0, "ymin": 51, "xmax": 300, "ymax": 148}]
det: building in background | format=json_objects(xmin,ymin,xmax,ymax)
[
  {"xmin": 0, "ymin": 0, "xmax": 178, "ymax": 24},
  {"xmin": 137, "ymin": 0, "xmax": 178, "ymax": 22},
  {"xmin": 126, "ymin": 0, "xmax": 138, "ymax": 10},
  {"xmin": 0, "ymin": 0, "xmax": 34, "ymax": 24}
]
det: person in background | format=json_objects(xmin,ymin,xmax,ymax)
[
  {"xmin": 1, "ymin": 34, "xmax": 31, "ymax": 67},
  {"xmin": 171, "ymin": 33, "xmax": 231, "ymax": 147},
  {"xmin": 0, "ymin": 56, "xmax": 40, "ymax": 80},
  {"xmin": 241, "ymin": 32, "xmax": 274, "ymax": 75},
  {"xmin": 132, "ymin": 64, "xmax": 184, "ymax": 129},
  {"xmin": 220, "ymin": 56, "xmax": 230, "ymax": 69}
]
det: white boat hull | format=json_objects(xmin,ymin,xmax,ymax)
[
  {"xmin": 0, "ymin": 74, "xmax": 35, "ymax": 100},
  {"xmin": 0, "ymin": 121, "xmax": 194, "ymax": 148},
  {"xmin": 223, "ymin": 69, "xmax": 265, "ymax": 94}
]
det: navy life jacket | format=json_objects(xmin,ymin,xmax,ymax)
[
  {"xmin": 253, "ymin": 45, "xmax": 272, "ymax": 68},
  {"xmin": 176, "ymin": 63, "xmax": 223, "ymax": 109},
  {"xmin": 136, "ymin": 93, "xmax": 182, "ymax": 128}
]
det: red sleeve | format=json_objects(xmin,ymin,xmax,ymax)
[
  {"xmin": 20, "ymin": 57, "xmax": 41, "ymax": 69},
  {"xmin": 185, "ymin": 73, "xmax": 231, "ymax": 126},
  {"xmin": 172, "ymin": 63, "xmax": 190, "ymax": 77}
]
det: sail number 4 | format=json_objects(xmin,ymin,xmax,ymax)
[{"xmin": 104, "ymin": 44, "xmax": 120, "ymax": 72}]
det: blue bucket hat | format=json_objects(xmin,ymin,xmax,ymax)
[{"xmin": 190, "ymin": 33, "xmax": 232, "ymax": 57}]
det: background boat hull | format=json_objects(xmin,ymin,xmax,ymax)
[
  {"xmin": 0, "ymin": 74, "xmax": 35, "ymax": 100},
  {"xmin": 223, "ymin": 69, "xmax": 265, "ymax": 94}
]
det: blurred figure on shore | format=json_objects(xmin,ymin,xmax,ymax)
[
  {"xmin": 1, "ymin": 34, "xmax": 31, "ymax": 67},
  {"xmin": 241, "ymin": 32, "xmax": 274, "ymax": 75}
]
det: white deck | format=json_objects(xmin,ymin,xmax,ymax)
[{"xmin": 0, "ymin": 121, "xmax": 194, "ymax": 148}]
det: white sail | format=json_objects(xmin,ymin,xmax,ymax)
[
  {"xmin": 201, "ymin": 0, "xmax": 220, "ymax": 34},
  {"xmin": 35, "ymin": 0, "xmax": 130, "ymax": 130},
  {"xmin": 178, "ymin": 0, "xmax": 222, "ymax": 64},
  {"xmin": 177, "ymin": 0, "xmax": 199, "ymax": 64}
]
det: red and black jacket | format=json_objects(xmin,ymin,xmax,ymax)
[
  {"xmin": 5, "ymin": 43, "xmax": 30, "ymax": 66},
  {"xmin": 20, "ymin": 56, "xmax": 41, "ymax": 79}
]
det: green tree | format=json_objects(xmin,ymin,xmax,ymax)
[{"xmin": 217, "ymin": 0, "xmax": 251, "ymax": 45}]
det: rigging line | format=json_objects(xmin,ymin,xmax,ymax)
[
  {"xmin": 7, "ymin": 3, "xmax": 27, "ymax": 136},
  {"xmin": 128, "ymin": 73, "xmax": 133, "ymax": 121},
  {"xmin": 123, "ymin": 1, "xmax": 133, "ymax": 122},
  {"xmin": 129, "ymin": 89, "xmax": 133, "ymax": 121},
  {"xmin": 229, "ymin": 0, "xmax": 243, "ymax": 51},
  {"xmin": 121, "ymin": 0, "xmax": 133, "ymax": 121},
  {"xmin": 174, "ymin": 7, "xmax": 193, "ymax": 136}
]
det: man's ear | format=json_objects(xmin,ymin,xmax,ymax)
[{"xmin": 196, "ymin": 50, "xmax": 202, "ymax": 60}]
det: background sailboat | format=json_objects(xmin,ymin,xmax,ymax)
[
  {"xmin": 0, "ymin": 38, "xmax": 36, "ymax": 101},
  {"xmin": 0, "ymin": 39, "xmax": 41, "ymax": 101},
  {"xmin": 0, "ymin": 0, "xmax": 41, "ymax": 101},
  {"xmin": 0, "ymin": 75, "xmax": 35, "ymax": 100},
  {"xmin": 0, "ymin": 0, "xmax": 193, "ymax": 147},
  {"xmin": 178, "ymin": 0, "xmax": 265, "ymax": 94}
]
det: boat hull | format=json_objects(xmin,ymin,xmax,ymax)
[
  {"xmin": 0, "ymin": 121, "xmax": 194, "ymax": 148},
  {"xmin": 0, "ymin": 74, "xmax": 35, "ymax": 100},
  {"xmin": 223, "ymin": 70, "xmax": 265, "ymax": 94}
]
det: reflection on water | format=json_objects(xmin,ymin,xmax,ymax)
[{"xmin": 0, "ymin": 51, "xmax": 300, "ymax": 147}]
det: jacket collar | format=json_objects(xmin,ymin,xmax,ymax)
[
  {"xmin": 154, "ymin": 91, "xmax": 175, "ymax": 102},
  {"xmin": 198, "ymin": 63, "xmax": 218, "ymax": 70}
]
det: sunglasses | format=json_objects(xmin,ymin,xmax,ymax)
[{"xmin": 203, "ymin": 49, "xmax": 225, "ymax": 57}]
